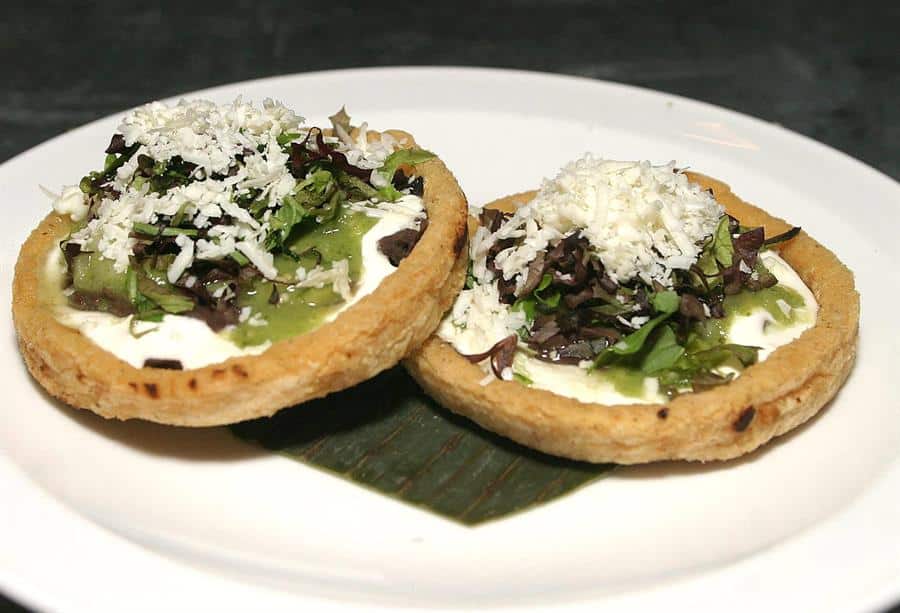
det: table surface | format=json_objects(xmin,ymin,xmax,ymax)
[{"xmin": 2, "ymin": 1, "xmax": 897, "ymax": 611}]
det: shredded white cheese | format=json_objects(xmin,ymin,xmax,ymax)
[
  {"xmin": 56, "ymin": 98, "xmax": 403, "ymax": 283},
  {"xmin": 436, "ymin": 282, "xmax": 526, "ymax": 355},
  {"xmin": 294, "ymin": 259, "xmax": 353, "ymax": 302},
  {"xmin": 48, "ymin": 185, "xmax": 90, "ymax": 221},
  {"xmin": 483, "ymin": 156, "xmax": 722, "ymax": 289},
  {"xmin": 167, "ymin": 234, "xmax": 195, "ymax": 283},
  {"xmin": 118, "ymin": 97, "xmax": 302, "ymax": 177},
  {"xmin": 235, "ymin": 240, "xmax": 277, "ymax": 280},
  {"xmin": 347, "ymin": 194, "xmax": 426, "ymax": 226}
]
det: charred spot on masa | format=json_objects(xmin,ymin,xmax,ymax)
[
  {"xmin": 75, "ymin": 372, "xmax": 86, "ymax": 382},
  {"xmin": 232, "ymin": 364, "xmax": 248, "ymax": 378},
  {"xmin": 143, "ymin": 382, "xmax": 159, "ymax": 399},
  {"xmin": 733, "ymin": 406, "xmax": 756, "ymax": 432},
  {"xmin": 453, "ymin": 224, "xmax": 467, "ymax": 256},
  {"xmin": 212, "ymin": 368, "xmax": 226, "ymax": 379},
  {"xmin": 128, "ymin": 382, "xmax": 138, "ymax": 391},
  {"xmin": 188, "ymin": 378, "xmax": 198, "ymax": 390},
  {"xmin": 143, "ymin": 358, "xmax": 183, "ymax": 370},
  {"xmin": 657, "ymin": 408, "xmax": 669, "ymax": 419}
]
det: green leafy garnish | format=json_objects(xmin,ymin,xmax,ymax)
[
  {"xmin": 230, "ymin": 251, "xmax": 250, "ymax": 266},
  {"xmin": 464, "ymin": 261, "xmax": 476, "ymax": 290},
  {"xmin": 533, "ymin": 274, "xmax": 561, "ymax": 308},
  {"xmin": 594, "ymin": 311, "xmax": 674, "ymax": 366},
  {"xmin": 651, "ymin": 290, "xmax": 679, "ymax": 314},
  {"xmin": 639, "ymin": 326, "xmax": 685, "ymax": 374},
  {"xmin": 513, "ymin": 370, "xmax": 534, "ymax": 385},
  {"xmin": 336, "ymin": 172, "xmax": 379, "ymax": 201},
  {"xmin": 376, "ymin": 148, "xmax": 436, "ymax": 201},
  {"xmin": 128, "ymin": 315, "xmax": 159, "ymax": 338},
  {"xmin": 79, "ymin": 143, "xmax": 139, "ymax": 196},
  {"xmin": 137, "ymin": 276, "xmax": 194, "ymax": 314},
  {"xmin": 265, "ymin": 170, "xmax": 340, "ymax": 249},
  {"xmin": 132, "ymin": 222, "xmax": 160, "ymax": 236},
  {"xmin": 160, "ymin": 227, "xmax": 198, "ymax": 237},
  {"xmin": 276, "ymin": 132, "xmax": 303, "ymax": 147},
  {"xmin": 711, "ymin": 215, "xmax": 735, "ymax": 267},
  {"xmin": 655, "ymin": 343, "xmax": 759, "ymax": 395},
  {"xmin": 513, "ymin": 296, "xmax": 538, "ymax": 322}
]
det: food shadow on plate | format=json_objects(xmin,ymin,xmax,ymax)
[
  {"xmin": 26, "ymin": 351, "xmax": 851, "ymax": 523},
  {"xmin": 23, "ymin": 365, "xmax": 263, "ymax": 462}
]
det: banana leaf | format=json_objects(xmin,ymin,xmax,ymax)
[{"xmin": 231, "ymin": 368, "xmax": 614, "ymax": 525}]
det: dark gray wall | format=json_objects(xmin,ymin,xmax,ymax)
[{"xmin": 3, "ymin": 1, "xmax": 898, "ymax": 179}]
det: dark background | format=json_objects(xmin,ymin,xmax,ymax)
[{"xmin": 1, "ymin": 1, "xmax": 897, "ymax": 611}]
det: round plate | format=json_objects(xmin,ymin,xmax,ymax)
[{"xmin": 2, "ymin": 67, "xmax": 898, "ymax": 612}]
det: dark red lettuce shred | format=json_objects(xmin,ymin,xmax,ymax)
[
  {"xmin": 519, "ymin": 252, "xmax": 545, "ymax": 296},
  {"xmin": 462, "ymin": 334, "xmax": 519, "ymax": 379},
  {"xmin": 68, "ymin": 291, "xmax": 133, "ymax": 317},
  {"xmin": 105, "ymin": 134, "xmax": 126, "ymax": 154},
  {"xmin": 290, "ymin": 129, "xmax": 371, "ymax": 180},
  {"xmin": 733, "ymin": 226, "xmax": 764, "ymax": 268},
  {"xmin": 377, "ymin": 219, "xmax": 429, "ymax": 267},
  {"xmin": 679, "ymin": 293, "xmax": 707, "ymax": 320}
]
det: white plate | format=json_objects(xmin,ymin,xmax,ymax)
[{"xmin": 1, "ymin": 67, "xmax": 898, "ymax": 613}]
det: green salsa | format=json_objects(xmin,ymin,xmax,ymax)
[
  {"xmin": 230, "ymin": 209, "xmax": 377, "ymax": 346},
  {"xmin": 601, "ymin": 366, "xmax": 649, "ymax": 398},
  {"xmin": 723, "ymin": 283, "xmax": 806, "ymax": 326}
]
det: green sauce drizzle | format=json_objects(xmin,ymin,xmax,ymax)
[
  {"xmin": 600, "ymin": 366, "xmax": 649, "ymax": 398},
  {"xmin": 723, "ymin": 283, "xmax": 806, "ymax": 326}
]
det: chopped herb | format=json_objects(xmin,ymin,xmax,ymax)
[
  {"xmin": 594, "ymin": 312, "xmax": 674, "ymax": 366},
  {"xmin": 229, "ymin": 251, "xmax": 250, "ymax": 266},
  {"xmin": 651, "ymin": 290, "xmax": 680, "ymax": 314},
  {"xmin": 639, "ymin": 326, "xmax": 686, "ymax": 374},
  {"xmin": 513, "ymin": 370, "xmax": 534, "ymax": 385},
  {"xmin": 376, "ymin": 148, "xmax": 436, "ymax": 201},
  {"xmin": 160, "ymin": 227, "xmax": 198, "ymax": 237},
  {"xmin": 132, "ymin": 222, "xmax": 160, "ymax": 237}
]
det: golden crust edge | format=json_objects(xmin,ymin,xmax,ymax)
[
  {"xmin": 13, "ymin": 131, "xmax": 470, "ymax": 426},
  {"xmin": 404, "ymin": 173, "xmax": 859, "ymax": 464}
]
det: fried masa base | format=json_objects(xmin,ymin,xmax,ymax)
[
  {"xmin": 13, "ymin": 131, "xmax": 469, "ymax": 426},
  {"xmin": 404, "ymin": 173, "xmax": 859, "ymax": 463}
]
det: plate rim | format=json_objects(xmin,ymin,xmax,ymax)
[{"xmin": 6, "ymin": 65, "xmax": 899, "ymax": 192}]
